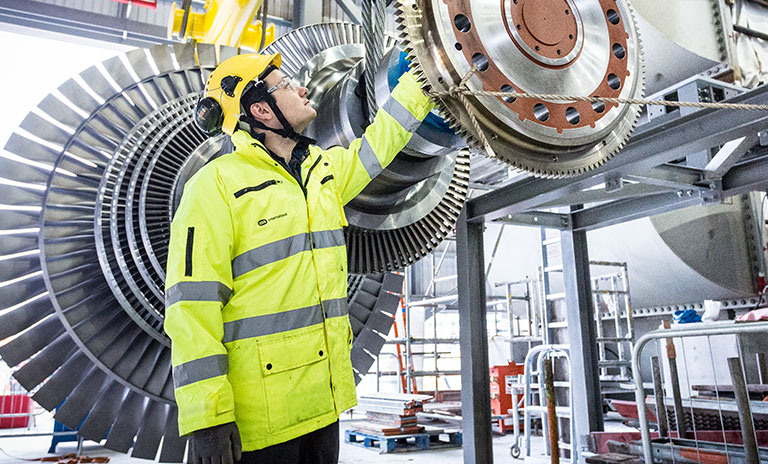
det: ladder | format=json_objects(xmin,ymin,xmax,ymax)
[
  {"xmin": 591, "ymin": 261, "xmax": 635, "ymax": 386},
  {"xmin": 538, "ymin": 231, "xmax": 636, "ymax": 388},
  {"xmin": 495, "ymin": 278, "xmax": 544, "ymax": 363}
]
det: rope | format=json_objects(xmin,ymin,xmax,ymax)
[{"xmin": 426, "ymin": 66, "xmax": 768, "ymax": 154}]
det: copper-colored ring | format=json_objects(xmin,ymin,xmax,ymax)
[
  {"xmin": 445, "ymin": 0, "xmax": 631, "ymax": 131},
  {"xmin": 505, "ymin": 0, "xmax": 580, "ymax": 63}
]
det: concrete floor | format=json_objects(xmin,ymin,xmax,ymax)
[
  {"xmin": 0, "ymin": 413, "xmax": 636, "ymax": 463},
  {"xmin": 0, "ymin": 418, "xmax": 534, "ymax": 464}
]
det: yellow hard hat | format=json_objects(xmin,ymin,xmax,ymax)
[{"xmin": 194, "ymin": 53, "xmax": 282, "ymax": 136}]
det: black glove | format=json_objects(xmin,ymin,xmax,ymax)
[{"xmin": 188, "ymin": 421, "xmax": 242, "ymax": 464}]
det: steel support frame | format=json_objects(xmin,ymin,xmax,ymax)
[
  {"xmin": 560, "ymin": 221, "xmax": 604, "ymax": 436},
  {"xmin": 466, "ymin": 84, "xmax": 768, "ymax": 223},
  {"xmin": 456, "ymin": 209, "xmax": 494, "ymax": 464},
  {"xmin": 454, "ymin": 83, "xmax": 768, "ymax": 463}
]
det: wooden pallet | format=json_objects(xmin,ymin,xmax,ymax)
[{"xmin": 344, "ymin": 428, "xmax": 462, "ymax": 454}]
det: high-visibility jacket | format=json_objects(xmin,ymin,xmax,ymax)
[{"xmin": 164, "ymin": 72, "xmax": 433, "ymax": 451}]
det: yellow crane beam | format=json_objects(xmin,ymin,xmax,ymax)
[{"xmin": 168, "ymin": 0, "xmax": 275, "ymax": 50}]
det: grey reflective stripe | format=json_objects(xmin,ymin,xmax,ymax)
[
  {"xmin": 312, "ymin": 229, "xmax": 345, "ymax": 249},
  {"xmin": 382, "ymin": 96, "xmax": 422, "ymax": 133},
  {"xmin": 232, "ymin": 233, "xmax": 310, "ymax": 278},
  {"xmin": 357, "ymin": 136, "xmax": 383, "ymax": 179},
  {"xmin": 323, "ymin": 298, "xmax": 348, "ymax": 318},
  {"xmin": 173, "ymin": 354, "xmax": 228, "ymax": 389},
  {"xmin": 223, "ymin": 304, "xmax": 324, "ymax": 343},
  {"xmin": 165, "ymin": 281, "xmax": 232, "ymax": 308}
]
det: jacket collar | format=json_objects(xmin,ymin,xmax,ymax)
[{"xmin": 231, "ymin": 130, "xmax": 314, "ymax": 166}]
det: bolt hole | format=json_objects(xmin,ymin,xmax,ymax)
[
  {"xmin": 455, "ymin": 42, "xmax": 463, "ymax": 51},
  {"xmin": 534, "ymin": 103, "xmax": 550, "ymax": 122},
  {"xmin": 516, "ymin": 24, "xmax": 522, "ymax": 30},
  {"xmin": 612, "ymin": 43, "xmax": 626, "ymax": 59},
  {"xmin": 501, "ymin": 84, "xmax": 516, "ymax": 103},
  {"xmin": 565, "ymin": 107, "xmax": 581, "ymax": 125},
  {"xmin": 557, "ymin": 49, "xmax": 561, "ymax": 55},
  {"xmin": 454, "ymin": 14, "xmax": 472, "ymax": 33},
  {"xmin": 607, "ymin": 73, "xmax": 621, "ymax": 90},
  {"xmin": 606, "ymin": 9, "xmax": 620, "ymax": 25},
  {"xmin": 565, "ymin": 9, "xmax": 570, "ymax": 15},
  {"xmin": 472, "ymin": 53, "xmax": 489, "ymax": 72},
  {"xmin": 266, "ymin": 363, "xmax": 272, "ymax": 370},
  {"xmin": 412, "ymin": 3, "xmax": 418, "ymax": 10},
  {"xmin": 592, "ymin": 101, "xmax": 606, "ymax": 113},
  {"xmin": 438, "ymin": 77, "xmax": 444, "ymax": 84},
  {"xmin": 535, "ymin": 45, "xmax": 540, "ymax": 51},
  {"xmin": 569, "ymin": 34, "xmax": 574, "ymax": 39},
  {"xmin": 319, "ymin": 350, "xmax": 324, "ymax": 356}
]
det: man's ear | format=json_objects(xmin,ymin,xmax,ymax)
[{"xmin": 249, "ymin": 101, "xmax": 272, "ymax": 123}]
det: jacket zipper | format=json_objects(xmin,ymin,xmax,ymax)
[
  {"xmin": 267, "ymin": 148, "xmax": 336, "ymax": 394},
  {"xmin": 303, "ymin": 155, "xmax": 323, "ymax": 193},
  {"xmin": 234, "ymin": 180, "xmax": 277, "ymax": 198},
  {"xmin": 184, "ymin": 227, "xmax": 194, "ymax": 277}
]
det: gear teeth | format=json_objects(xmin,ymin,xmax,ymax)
[{"xmin": 396, "ymin": 0, "xmax": 644, "ymax": 177}]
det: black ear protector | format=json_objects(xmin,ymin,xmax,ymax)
[{"xmin": 194, "ymin": 95, "xmax": 224, "ymax": 136}]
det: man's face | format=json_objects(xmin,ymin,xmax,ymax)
[{"xmin": 249, "ymin": 70, "xmax": 317, "ymax": 133}]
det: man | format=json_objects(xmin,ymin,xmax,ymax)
[{"xmin": 164, "ymin": 52, "xmax": 433, "ymax": 464}]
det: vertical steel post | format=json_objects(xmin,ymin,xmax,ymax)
[
  {"xmin": 728, "ymin": 357, "xmax": 760, "ymax": 464},
  {"xmin": 292, "ymin": 0, "xmax": 323, "ymax": 28},
  {"xmin": 404, "ymin": 267, "xmax": 413, "ymax": 393},
  {"xmin": 560, "ymin": 226, "xmax": 604, "ymax": 434},
  {"xmin": 560, "ymin": 229, "xmax": 603, "ymax": 443},
  {"xmin": 456, "ymin": 209, "xmax": 493, "ymax": 464}
]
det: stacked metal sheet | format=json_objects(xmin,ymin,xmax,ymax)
[{"xmin": 354, "ymin": 393, "xmax": 434, "ymax": 435}]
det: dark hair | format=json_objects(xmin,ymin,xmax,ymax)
[{"xmin": 239, "ymin": 64, "xmax": 279, "ymax": 111}]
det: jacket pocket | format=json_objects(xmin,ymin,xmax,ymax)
[
  {"xmin": 258, "ymin": 327, "xmax": 335, "ymax": 433},
  {"xmin": 234, "ymin": 180, "xmax": 278, "ymax": 198}
]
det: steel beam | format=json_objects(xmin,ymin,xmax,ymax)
[
  {"xmin": 722, "ymin": 154, "xmax": 768, "ymax": 196},
  {"xmin": 0, "ymin": 0, "xmax": 170, "ymax": 47},
  {"xmin": 560, "ymin": 221, "xmax": 604, "ymax": 436},
  {"xmin": 456, "ymin": 209, "xmax": 493, "ymax": 464},
  {"xmin": 570, "ymin": 191, "xmax": 702, "ymax": 231},
  {"xmin": 624, "ymin": 164, "xmax": 708, "ymax": 191},
  {"xmin": 333, "ymin": 0, "xmax": 362, "ymax": 24},
  {"xmin": 533, "ymin": 183, "xmax": 672, "ymax": 210},
  {"xmin": 494, "ymin": 211, "xmax": 570, "ymax": 229},
  {"xmin": 466, "ymin": 84, "xmax": 768, "ymax": 223}
]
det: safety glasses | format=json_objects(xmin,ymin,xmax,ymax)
[{"xmin": 266, "ymin": 76, "xmax": 296, "ymax": 94}]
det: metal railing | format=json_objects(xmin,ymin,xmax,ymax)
[
  {"xmin": 524, "ymin": 344, "xmax": 578, "ymax": 462},
  {"xmin": 632, "ymin": 320, "xmax": 768, "ymax": 463}
]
